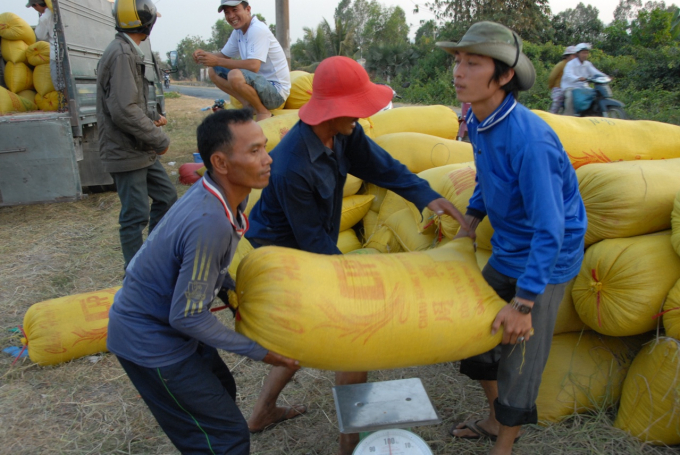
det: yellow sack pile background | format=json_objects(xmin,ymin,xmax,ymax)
[
  {"xmin": 26, "ymin": 40, "xmax": 50, "ymax": 66},
  {"xmin": 234, "ymin": 239, "xmax": 505, "ymax": 371},
  {"xmin": 22, "ymin": 288, "xmax": 120, "ymax": 366},
  {"xmin": 663, "ymin": 279, "xmax": 680, "ymax": 341},
  {"xmin": 0, "ymin": 85, "xmax": 36, "ymax": 113},
  {"xmin": 577, "ymin": 159, "xmax": 680, "ymax": 246},
  {"xmin": 672, "ymin": 190, "xmax": 680, "ymax": 257},
  {"xmin": 1, "ymin": 38, "xmax": 28, "ymax": 63},
  {"xmin": 374, "ymin": 132, "xmax": 473, "ymax": 174},
  {"xmin": 285, "ymin": 71, "xmax": 313, "ymax": 109},
  {"xmin": 534, "ymin": 111, "xmax": 680, "ymax": 169},
  {"xmin": 33, "ymin": 63, "xmax": 54, "ymax": 96},
  {"xmin": 0, "ymin": 13, "xmax": 36, "ymax": 44},
  {"xmin": 4, "ymin": 61, "xmax": 33, "ymax": 93},
  {"xmin": 614, "ymin": 338, "xmax": 680, "ymax": 446},
  {"xmin": 572, "ymin": 232, "xmax": 680, "ymax": 337},
  {"xmin": 536, "ymin": 332, "xmax": 640, "ymax": 423},
  {"xmin": 553, "ymin": 281, "xmax": 587, "ymax": 335},
  {"xmin": 35, "ymin": 90, "xmax": 63, "ymax": 111},
  {"xmin": 369, "ymin": 105, "xmax": 459, "ymax": 139}
]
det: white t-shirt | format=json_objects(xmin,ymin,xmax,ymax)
[
  {"xmin": 221, "ymin": 16, "xmax": 291, "ymax": 100},
  {"xmin": 561, "ymin": 58, "xmax": 605, "ymax": 90},
  {"xmin": 35, "ymin": 7, "xmax": 56, "ymax": 60}
]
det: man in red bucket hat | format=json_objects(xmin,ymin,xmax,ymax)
[{"xmin": 245, "ymin": 56, "xmax": 471, "ymax": 454}]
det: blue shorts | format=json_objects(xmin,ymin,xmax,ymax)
[{"xmin": 214, "ymin": 66, "xmax": 285, "ymax": 110}]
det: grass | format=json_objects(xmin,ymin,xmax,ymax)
[{"xmin": 0, "ymin": 95, "xmax": 678, "ymax": 454}]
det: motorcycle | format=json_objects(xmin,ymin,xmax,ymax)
[
  {"xmin": 163, "ymin": 73, "xmax": 171, "ymax": 89},
  {"xmin": 571, "ymin": 75, "xmax": 626, "ymax": 119}
]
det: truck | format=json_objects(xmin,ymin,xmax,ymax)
[{"xmin": 0, "ymin": 0, "xmax": 167, "ymax": 206}]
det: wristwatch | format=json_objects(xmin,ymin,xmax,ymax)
[{"xmin": 510, "ymin": 297, "xmax": 532, "ymax": 314}]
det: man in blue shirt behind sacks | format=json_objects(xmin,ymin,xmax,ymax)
[
  {"xmin": 437, "ymin": 22, "xmax": 587, "ymax": 455},
  {"xmin": 107, "ymin": 109, "xmax": 299, "ymax": 455},
  {"xmin": 245, "ymin": 55, "xmax": 472, "ymax": 455}
]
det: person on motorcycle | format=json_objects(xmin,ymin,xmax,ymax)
[
  {"xmin": 561, "ymin": 43, "xmax": 607, "ymax": 116},
  {"xmin": 163, "ymin": 70, "xmax": 171, "ymax": 88},
  {"xmin": 547, "ymin": 45, "xmax": 576, "ymax": 114}
]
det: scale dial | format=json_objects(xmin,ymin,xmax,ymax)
[{"xmin": 353, "ymin": 429, "xmax": 433, "ymax": 455}]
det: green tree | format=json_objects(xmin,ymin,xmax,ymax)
[
  {"xmin": 291, "ymin": 25, "xmax": 329, "ymax": 68},
  {"xmin": 600, "ymin": 19, "xmax": 632, "ymax": 55},
  {"xmin": 172, "ymin": 35, "xmax": 209, "ymax": 80},
  {"xmin": 631, "ymin": 7, "xmax": 674, "ymax": 47},
  {"xmin": 208, "ymin": 19, "xmax": 234, "ymax": 50},
  {"xmin": 551, "ymin": 3, "xmax": 604, "ymax": 45},
  {"xmin": 415, "ymin": 20, "xmax": 438, "ymax": 46}
]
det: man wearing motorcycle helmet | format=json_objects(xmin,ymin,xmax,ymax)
[
  {"xmin": 96, "ymin": 0, "xmax": 177, "ymax": 270},
  {"xmin": 547, "ymin": 45, "xmax": 576, "ymax": 113},
  {"xmin": 561, "ymin": 43, "xmax": 608, "ymax": 115}
]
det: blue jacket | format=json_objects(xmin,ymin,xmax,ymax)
[
  {"xmin": 108, "ymin": 172, "xmax": 267, "ymax": 368},
  {"xmin": 466, "ymin": 95, "xmax": 587, "ymax": 301},
  {"xmin": 247, "ymin": 120, "xmax": 441, "ymax": 254}
]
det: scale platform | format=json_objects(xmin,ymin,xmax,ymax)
[{"xmin": 332, "ymin": 378, "xmax": 441, "ymax": 434}]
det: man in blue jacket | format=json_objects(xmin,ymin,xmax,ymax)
[
  {"xmin": 437, "ymin": 22, "xmax": 587, "ymax": 455},
  {"xmin": 108, "ymin": 109, "xmax": 299, "ymax": 455},
  {"xmin": 245, "ymin": 56, "xmax": 471, "ymax": 454}
]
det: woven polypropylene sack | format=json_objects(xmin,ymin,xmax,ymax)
[
  {"xmin": 573, "ymin": 232, "xmax": 680, "ymax": 336},
  {"xmin": 228, "ymin": 238, "xmax": 254, "ymax": 279},
  {"xmin": 35, "ymin": 90, "xmax": 63, "ymax": 111},
  {"xmin": 1, "ymin": 38, "xmax": 27, "ymax": 63},
  {"xmin": 662, "ymin": 279, "xmax": 680, "ymax": 341},
  {"xmin": 233, "ymin": 239, "xmax": 505, "ymax": 371},
  {"xmin": 0, "ymin": 13, "xmax": 36, "ymax": 44},
  {"xmin": 33, "ymin": 64, "xmax": 54, "ymax": 96},
  {"xmin": 384, "ymin": 209, "xmax": 436, "ymax": 252},
  {"xmin": 537, "ymin": 332, "xmax": 640, "ymax": 423},
  {"xmin": 577, "ymin": 159, "xmax": 680, "ymax": 246},
  {"xmin": 0, "ymin": 86, "xmax": 25, "ymax": 113},
  {"xmin": 16, "ymin": 92, "xmax": 36, "ymax": 111},
  {"xmin": 614, "ymin": 338, "xmax": 680, "ymax": 445},
  {"xmin": 340, "ymin": 195, "xmax": 375, "ymax": 231},
  {"xmin": 553, "ymin": 280, "xmax": 588, "ymax": 336},
  {"xmin": 284, "ymin": 73, "xmax": 313, "ymax": 109},
  {"xmin": 26, "ymin": 40, "xmax": 50, "ymax": 66},
  {"xmin": 259, "ymin": 113, "xmax": 299, "ymax": 152},
  {"xmin": 672, "ymin": 191, "xmax": 680, "ymax": 257},
  {"xmin": 4, "ymin": 61, "xmax": 33, "ymax": 93},
  {"xmin": 343, "ymin": 174, "xmax": 363, "ymax": 197},
  {"xmin": 364, "ymin": 224, "xmax": 402, "ymax": 254},
  {"xmin": 370, "ymin": 105, "xmax": 459, "ymax": 139},
  {"xmin": 21, "ymin": 288, "xmax": 120, "ymax": 365},
  {"xmin": 337, "ymin": 229, "xmax": 363, "ymax": 254},
  {"xmin": 362, "ymin": 210, "xmax": 378, "ymax": 242},
  {"xmin": 374, "ymin": 132, "xmax": 474, "ymax": 174},
  {"xmin": 18, "ymin": 88, "xmax": 36, "ymax": 102}
]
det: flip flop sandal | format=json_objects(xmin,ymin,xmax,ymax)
[
  {"xmin": 450, "ymin": 420, "xmax": 521, "ymax": 443},
  {"xmin": 249, "ymin": 404, "xmax": 307, "ymax": 434}
]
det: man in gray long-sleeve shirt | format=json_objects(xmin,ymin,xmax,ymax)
[
  {"xmin": 96, "ymin": 0, "xmax": 176, "ymax": 268},
  {"xmin": 108, "ymin": 108, "xmax": 299, "ymax": 455}
]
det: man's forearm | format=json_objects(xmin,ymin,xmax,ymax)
[{"xmin": 208, "ymin": 53, "xmax": 261, "ymax": 73}]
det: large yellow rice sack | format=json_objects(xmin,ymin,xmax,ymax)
[
  {"xmin": 374, "ymin": 132, "xmax": 474, "ymax": 174},
  {"xmin": 26, "ymin": 40, "xmax": 50, "ymax": 66},
  {"xmin": 553, "ymin": 281, "xmax": 587, "ymax": 335},
  {"xmin": 343, "ymin": 174, "xmax": 363, "ymax": 197},
  {"xmin": 284, "ymin": 73, "xmax": 313, "ymax": 109},
  {"xmin": 4, "ymin": 61, "xmax": 33, "ymax": 93},
  {"xmin": 259, "ymin": 112, "xmax": 299, "ymax": 152},
  {"xmin": 536, "ymin": 332, "xmax": 640, "ymax": 423},
  {"xmin": 16, "ymin": 93, "xmax": 37, "ymax": 111},
  {"xmin": 363, "ymin": 224, "xmax": 402, "ymax": 254},
  {"xmin": 33, "ymin": 64, "xmax": 55, "ymax": 96},
  {"xmin": 340, "ymin": 195, "xmax": 374, "ymax": 231},
  {"xmin": 672, "ymin": 191, "xmax": 680, "ymax": 257},
  {"xmin": 0, "ymin": 13, "xmax": 36, "ymax": 44},
  {"xmin": 662, "ymin": 279, "xmax": 680, "ymax": 341},
  {"xmin": 35, "ymin": 90, "xmax": 62, "ymax": 111},
  {"xmin": 233, "ymin": 239, "xmax": 505, "ymax": 371},
  {"xmin": 577, "ymin": 159, "xmax": 680, "ymax": 246},
  {"xmin": 573, "ymin": 232, "xmax": 680, "ymax": 336},
  {"xmin": 534, "ymin": 111, "xmax": 680, "ymax": 170},
  {"xmin": 614, "ymin": 338, "xmax": 680, "ymax": 445},
  {"xmin": 1, "ymin": 86, "xmax": 26, "ymax": 113},
  {"xmin": 1, "ymin": 39, "xmax": 28, "ymax": 63},
  {"xmin": 229, "ymin": 238, "xmax": 254, "ymax": 279},
  {"xmin": 361, "ymin": 210, "xmax": 378, "ymax": 242},
  {"xmin": 18, "ymin": 88, "xmax": 36, "ymax": 102},
  {"xmin": 337, "ymin": 229, "xmax": 363, "ymax": 254},
  {"xmin": 384, "ymin": 208, "xmax": 436, "ymax": 252},
  {"xmin": 21, "ymin": 288, "xmax": 120, "ymax": 366},
  {"xmin": 369, "ymin": 105, "xmax": 459, "ymax": 139}
]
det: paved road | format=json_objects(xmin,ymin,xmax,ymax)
[{"xmin": 168, "ymin": 84, "xmax": 225, "ymax": 100}]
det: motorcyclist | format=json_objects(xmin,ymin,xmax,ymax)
[
  {"xmin": 163, "ymin": 71, "xmax": 171, "ymax": 88},
  {"xmin": 547, "ymin": 45, "xmax": 576, "ymax": 114},
  {"xmin": 561, "ymin": 43, "xmax": 607, "ymax": 116}
]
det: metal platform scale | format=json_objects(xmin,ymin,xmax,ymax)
[{"xmin": 332, "ymin": 378, "xmax": 441, "ymax": 455}]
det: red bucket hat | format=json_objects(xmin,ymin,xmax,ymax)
[{"xmin": 299, "ymin": 56, "xmax": 394, "ymax": 126}]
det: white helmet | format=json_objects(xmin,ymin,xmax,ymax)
[{"xmin": 574, "ymin": 43, "xmax": 592, "ymax": 53}]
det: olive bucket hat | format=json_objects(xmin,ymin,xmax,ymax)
[{"xmin": 436, "ymin": 21, "xmax": 536, "ymax": 91}]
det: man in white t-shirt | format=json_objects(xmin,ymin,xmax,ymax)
[
  {"xmin": 194, "ymin": 0, "xmax": 291, "ymax": 121},
  {"xmin": 561, "ymin": 43, "xmax": 607, "ymax": 115}
]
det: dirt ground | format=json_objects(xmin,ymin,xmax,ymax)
[{"xmin": 0, "ymin": 95, "xmax": 676, "ymax": 455}]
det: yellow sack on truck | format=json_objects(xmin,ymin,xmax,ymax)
[
  {"xmin": 18, "ymin": 89, "xmax": 36, "ymax": 102},
  {"xmin": 1, "ymin": 38, "xmax": 28, "ymax": 63},
  {"xmin": 374, "ymin": 132, "xmax": 474, "ymax": 174},
  {"xmin": 33, "ymin": 64, "xmax": 55, "ymax": 96},
  {"xmin": 384, "ymin": 208, "xmax": 436, "ymax": 252},
  {"xmin": 1, "ymin": 86, "xmax": 25, "ymax": 113},
  {"xmin": 534, "ymin": 111, "xmax": 680, "ymax": 169},
  {"xmin": 4, "ymin": 61, "xmax": 33, "ymax": 93},
  {"xmin": 259, "ymin": 112, "xmax": 299, "ymax": 152},
  {"xmin": 26, "ymin": 40, "xmax": 50, "ymax": 66},
  {"xmin": 22, "ymin": 288, "xmax": 120, "ymax": 366},
  {"xmin": 285, "ymin": 73, "xmax": 313, "ymax": 109},
  {"xmin": 672, "ymin": 191, "xmax": 680, "ymax": 257},
  {"xmin": 573, "ymin": 232, "xmax": 680, "ymax": 336},
  {"xmin": 364, "ymin": 224, "xmax": 403, "ymax": 254},
  {"xmin": 662, "ymin": 279, "xmax": 680, "ymax": 341},
  {"xmin": 337, "ymin": 229, "xmax": 363, "ymax": 254},
  {"xmin": 361, "ymin": 209, "xmax": 378, "ymax": 241},
  {"xmin": 614, "ymin": 338, "xmax": 680, "ymax": 446},
  {"xmin": 0, "ymin": 13, "xmax": 36, "ymax": 44},
  {"xmin": 233, "ymin": 239, "xmax": 505, "ymax": 371},
  {"xmin": 35, "ymin": 90, "xmax": 62, "ymax": 111},
  {"xmin": 537, "ymin": 332, "xmax": 640, "ymax": 423},
  {"xmin": 343, "ymin": 174, "xmax": 363, "ymax": 197},
  {"xmin": 577, "ymin": 159, "xmax": 680, "ymax": 246},
  {"xmin": 370, "ymin": 105, "xmax": 460, "ymax": 139},
  {"xmin": 340, "ymin": 194, "xmax": 374, "ymax": 231}
]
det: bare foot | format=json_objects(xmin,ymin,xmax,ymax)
[
  {"xmin": 338, "ymin": 432, "xmax": 359, "ymax": 455},
  {"xmin": 248, "ymin": 404, "xmax": 307, "ymax": 433},
  {"xmin": 256, "ymin": 112, "xmax": 273, "ymax": 122}
]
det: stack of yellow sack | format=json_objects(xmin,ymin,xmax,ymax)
[{"xmin": 0, "ymin": 12, "xmax": 38, "ymax": 113}]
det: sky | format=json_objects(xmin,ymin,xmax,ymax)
[{"xmin": 7, "ymin": 0, "xmax": 621, "ymax": 59}]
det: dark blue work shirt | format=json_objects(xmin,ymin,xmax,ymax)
[{"xmin": 247, "ymin": 120, "xmax": 441, "ymax": 254}]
